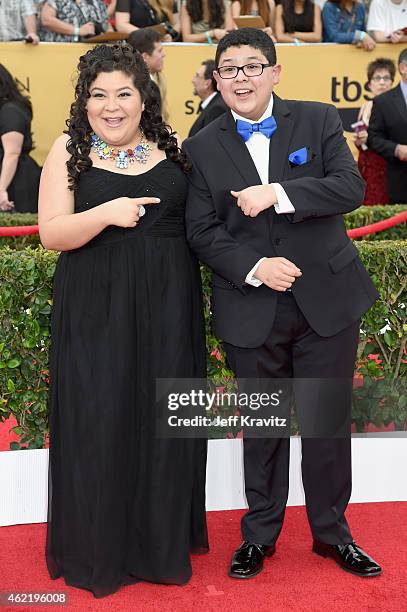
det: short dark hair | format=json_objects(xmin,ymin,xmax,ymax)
[
  {"xmin": 399, "ymin": 48, "xmax": 407, "ymax": 66},
  {"xmin": 215, "ymin": 28, "xmax": 277, "ymax": 68},
  {"xmin": 127, "ymin": 29, "xmax": 161, "ymax": 56},
  {"xmin": 202, "ymin": 59, "xmax": 217, "ymax": 91},
  {"xmin": 367, "ymin": 58, "xmax": 396, "ymax": 82}
]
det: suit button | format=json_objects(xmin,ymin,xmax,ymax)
[{"xmin": 275, "ymin": 238, "xmax": 283, "ymax": 245}]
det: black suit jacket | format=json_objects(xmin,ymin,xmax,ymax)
[
  {"xmin": 184, "ymin": 95, "xmax": 378, "ymax": 348},
  {"xmin": 188, "ymin": 93, "xmax": 227, "ymax": 137},
  {"xmin": 367, "ymin": 84, "xmax": 407, "ymax": 204}
]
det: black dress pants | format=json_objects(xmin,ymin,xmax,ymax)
[{"xmin": 223, "ymin": 291, "xmax": 360, "ymax": 547}]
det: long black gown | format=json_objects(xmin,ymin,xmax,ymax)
[{"xmin": 46, "ymin": 158, "xmax": 209, "ymax": 598}]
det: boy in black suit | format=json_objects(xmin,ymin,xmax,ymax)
[{"xmin": 184, "ymin": 28, "xmax": 382, "ymax": 580}]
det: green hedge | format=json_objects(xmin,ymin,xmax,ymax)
[
  {"xmin": 0, "ymin": 240, "xmax": 406, "ymax": 448},
  {"xmin": 0, "ymin": 205, "xmax": 405, "ymax": 250},
  {"xmin": 344, "ymin": 205, "xmax": 406, "ymax": 240},
  {"xmin": 0, "ymin": 248, "xmax": 55, "ymax": 448}
]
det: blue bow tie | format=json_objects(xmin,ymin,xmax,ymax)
[{"xmin": 236, "ymin": 116, "xmax": 277, "ymax": 142}]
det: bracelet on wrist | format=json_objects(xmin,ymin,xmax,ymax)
[
  {"xmin": 73, "ymin": 25, "xmax": 80, "ymax": 41},
  {"xmin": 205, "ymin": 30, "xmax": 213, "ymax": 44}
]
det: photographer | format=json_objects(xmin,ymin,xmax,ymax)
[{"xmin": 40, "ymin": 0, "xmax": 111, "ymax": 42}]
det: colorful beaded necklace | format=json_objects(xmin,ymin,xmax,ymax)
[{"xmin": 91, "ymin": 132, "xmax": 152, "ymax": 169}]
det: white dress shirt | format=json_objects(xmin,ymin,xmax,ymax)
[
  {"xmin": 200, "ymin": 91, "xmax": 217, "ymax": 110},
  {"xmin": 230, "ymin": 96, "xmax": 295, "ymax": 287}
]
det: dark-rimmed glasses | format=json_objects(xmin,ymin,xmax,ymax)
[
  {"xmin": 370, "ymin": 76, "xmax": 392, "ymax": 83},
  {"xmin": 217, "ymin": 63, "xmax": 273, "ymax": 79}
]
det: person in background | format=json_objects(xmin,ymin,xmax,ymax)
[
  {"xmin": 231, "ymin": 0, "xmax": 276, "ymax": 39},
  {"xmin": 322, "ymin": 0, "xmax": 375, "ymax": 50},
  {"xmin": 0, "ymin": 0, "xmax": 40, "ymax": 43},
  {"xmin": 367, "ymin": 0, "xmax": 407, "ymax": 45},
  {"xmin": 354, "ymin": 57, "xmax": 395, "ymax": 205},
  {"xmin": 188, "ymin": 59, "xmax": 227, "ymax": 136},
  {"xmin": 40, "ymin": 0, "xmax": 110, "ymax": 42},
  {"xmin": 115, "ymin": 0, "xmax": 179, "ymax": 39},
  {"xmin": 368, "ymin": 48, "xmax": 407, "ymax": 204},
  {"xmin": 275, "ymin": 0, "xmax": 322, "ymax": 43},
  {"xmin": 181, "ymin": 0, "xmax": 235, "ymax": 43},
  {"xmin": 0, "ymin": 64, "xmax": 41, "ymax": 213},
  {"xmin": 128, "ymin": 28, "xmax": 170, "ymax": 121}
]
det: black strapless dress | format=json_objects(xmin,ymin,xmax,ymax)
[{"xmin": 46, "ymin": 159, "xmax": 209, "ymax": 598}]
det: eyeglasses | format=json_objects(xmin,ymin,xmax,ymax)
[
  {"xmin": 217, "ymin": 63, "xmax": 273, "ymax": 79},
  {"xmin": 370, "ymin": 76, "xmax": 393, "ymax": 82}
]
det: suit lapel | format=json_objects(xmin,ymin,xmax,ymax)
[
  {"xmin": 268, "ymin": 95, "xmax": 294, "ymax": 182},
  {"xmin": 217, "ymin": 111, "xmax": 261, "ymax": 186},
  {"xmin": 392, "ymin": 85, "xmax": 407, "ymax": 125},
  {"xmin": 206, "ymin": 93, "xmax": 217, "ymax": 111}
]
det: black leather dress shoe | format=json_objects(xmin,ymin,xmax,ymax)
[
  {"xmin": 313, "ymin": 540, "xmax": 382, "ymax": 577},
  {"xmin": 229, "ymin": 541, "xmax": 275, "ymax": 579}
]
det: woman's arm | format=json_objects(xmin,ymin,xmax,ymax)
[
  {"xmin": 231, "ymin": 0, "xmax": 241, "ymax": 18},
  {"xmin": 115, "ymin": 11, "xmax": 139, "ymax": 32},
  {"xmin": 23, "ymin": 14, "xmax": 40, "ymax": 43},
  {"xmin": 224, "ymin": 1, "xmax": 235, "ymax": 30},
  {"xmin": 267, "ymin": 0, "xmax": 276, "ymax": 27},
  {"xmin": 39, "ymin": 136, "xmax": 111, "ymax": 251},
  {"xmin": 0, "ymin": 132, "xmax": 23, "ymax": 195},
  {"xmin": 39, "ymin": 136, "xmax": 159, "ymax": 251},
  {"xmin": 41, "ymin": 3, "xmax": 95, "ymax": 36}
]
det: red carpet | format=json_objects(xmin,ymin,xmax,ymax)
[{"xmin": 0, "ymin": 503, "xmax": 406, "ymax": 611}]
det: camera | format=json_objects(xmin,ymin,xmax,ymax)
[
  {"xmin": 93, "ymin": 22, "xmax": 105, "ymax": 36},
  {"xmin": 163, "ymin": 21, "xmax": 180, "ymax": 41}
]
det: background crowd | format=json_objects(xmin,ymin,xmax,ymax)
[
  {"xmin": 1, "ymin": 0, "xmax": 407, "ymax": 47},
  {"xmin": 0, "ymin": 1, "xmax": 406, "ymax": 212}
]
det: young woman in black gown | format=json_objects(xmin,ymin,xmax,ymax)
[{"xmin": 38, "ymin": 43, "xmax": 208, "ymax": 598}]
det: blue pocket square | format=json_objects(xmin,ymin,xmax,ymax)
[{"xmin": 288, "ymin": 147, "xmax": 309, "ymax": 166}]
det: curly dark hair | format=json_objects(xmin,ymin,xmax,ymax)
[
  {"xmin": 65, "ymin": 43, "xmax": 189, "ymax": 190},
  {"xmin": 186, "ymin": 0, "xmax": 225, "ymax": 29},
  {"xmin": 0, "ymin": 63, "xmax": 32, "ymax": 117}
]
